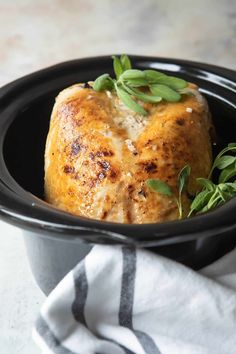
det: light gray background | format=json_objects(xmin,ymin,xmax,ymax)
[{"xmin": 0, "ymin": 0, "xmax": 235, "ymax": 353}]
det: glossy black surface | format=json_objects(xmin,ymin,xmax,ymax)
[{"xmin": 0, "ymin": 56, "xmax": 236, "ymax": 272}]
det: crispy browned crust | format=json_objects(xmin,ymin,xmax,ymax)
[{"xmin": 44, "ymin": 83, "xmax": 212, "ymax": 223}]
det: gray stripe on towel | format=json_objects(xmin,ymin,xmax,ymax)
[
  {"xmin": 134, "ymin": 330, "xmax": 162, "ymax": 354},
  {"xmin": 119, "ymin": 247, "xmax": 136, "ymax": 328},
  {"xmin": 36, "ymin": 315, "xmax": 77, "ymax": 354},
  {"xmin": 72, "ymin": 260, "xmax": 88, "ymax": 325},
  {"xmin": 120, "ymin": 247, "xmax": 162, "ymax": 354},
  {"xmin": 71, "ymin": 258, "xmax": 130, "ymax": 354}
]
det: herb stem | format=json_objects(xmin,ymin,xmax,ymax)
[{"xmin": 176, "ymin": 196, "xmax": 183, "ymax": 219}]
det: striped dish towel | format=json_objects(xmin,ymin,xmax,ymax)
[{"xmin": 33, "ymin": 245, "xmax": 236, "ymax": 354}]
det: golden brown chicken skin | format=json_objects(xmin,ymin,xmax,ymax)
[{"xmin": 44, "ymin": 83, "xmax": 212, "ymax": 223}]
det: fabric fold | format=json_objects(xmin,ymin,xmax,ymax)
[{"xmin": 33, "ymin": 246, "xmax": 236, "ymax": 354}]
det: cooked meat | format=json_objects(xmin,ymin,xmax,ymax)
[{"xmin": 44, "ymin": 82, "xmax": 212, "ymax": 223}]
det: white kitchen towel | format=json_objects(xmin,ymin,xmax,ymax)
[{"xmin": 33, "ymin": 245, "xmax": 236, "ymax": 354}]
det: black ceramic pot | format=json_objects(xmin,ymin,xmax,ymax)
[{"xmin": 0, "ymin": 56, "xmax": 236, "ymax": 295}]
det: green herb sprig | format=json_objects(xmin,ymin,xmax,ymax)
[
  {"xmin": 188, "ymin": 143, "xmax": 236, "ymax": 216},
  {"xmin": 146, "ymin": 165, "xmax": 191, "ymax": 219},
  {"xmin": 146, "ymin": 144, "xmax": 236, "ymax": 219},
  {"xmin": 93, "ymin": 55, "xmax": 188, "ymax": 115},
  {"xmin": 208, "ymin": 143, "xmax": 236, "ymax": 181}
]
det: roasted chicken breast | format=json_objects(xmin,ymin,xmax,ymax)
[{"xmin": 44, "ymin": 83, "xmax": 212, "ymax": 223}]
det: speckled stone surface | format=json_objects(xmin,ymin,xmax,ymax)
[{"xmin": 0, "ymin": 0, "xmax": 235, "ymax": 353}]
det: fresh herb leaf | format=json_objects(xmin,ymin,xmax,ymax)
[
  {"xmin": 219, "ymin": 162, "xmax": 236, "ymax": 183},
  {"xmin": 206, "ymin": 188, "xmax": 222, "ymax": 209},
  {"xmin": 196, "ymin": 178, "xmax": 215, "ymax": 191},
  {"xmin": 188, "ymin": 190, "xmax": 214, "ymax": 216},
  {"xmin": 120, "ymin": 54, "xmax": 132, "ymax": 71},
  {"xmin": 178, "ymin": 165, "xmax": 191, "ymax": 194},
  {"xmin": 189, "ymin": 143, "xmax": 236, "ymax": 217},
  {"xmin": 177, "ymin": 165, "xmax": 191, "ymax": 219},
  {"xmin": 122, "ymin": 84, "xmax": 162, "ymax": 103},
  {"xmin": 115, "ymin": 84, "xmax": 147, "ymax": 115},
  {"xmin": 112, "ymin": 56, "xmax": 124, "ymax": 80},
  {"xmin": 223, "ymin": 182, "xmax": 236, "ymax": 192},
  {"xmin": 150, "ymin": 84, "xmax": 181, "ymax": 102},
  {"xmin": 157, "ymin": 76, "xmax": 187, "ymax": 90},
  {"xmin": 120, "ymin": 69, "xmax": 146, "ymax": 81},
  {"xmin": 144, "ymin": 70, "xmax": 167, "ymax": 84},
  {"xmin": 122, "ymin": 78, "xmax": 149, "ymax": 87},
  {"xmin": 146, "ymin": 165, "xmax": 190, "ymax": 219},
  {"xmin": 119, "ymin": 69, "xmax": 149, "ymax": 87},
  {"xmin": 144, "ymin": 70, "xmax": 187, "ymax": 89},
  {"xmin": 208, "ymin": 143, "xmax": 236, "ymax": 178},
  {"xmin": 197, "ymin": 178, "xmax": 216, "ymax": 191},
  {"xmin": 146, "ymin": 179, "xmax": 173, "ymax": 197},
  {"xmin": 214, "ymin": 155, "xmax": 236, "ymax": 169},
  {"xmin": 93, "ymin": 74, "xmax": 114, "ymax": 91}
]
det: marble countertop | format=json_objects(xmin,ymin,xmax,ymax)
[
  {"xmin": 0, "ymin": 222, "xmax": 43, "ymax": 354},
  {"xmin": 0, "ymin": 0, "xmax": 235, "ymax": 353}
]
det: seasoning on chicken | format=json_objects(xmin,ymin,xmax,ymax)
[{"xmin": 44, "ymin": 82, "xmax": 212, "ymax": 223}]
